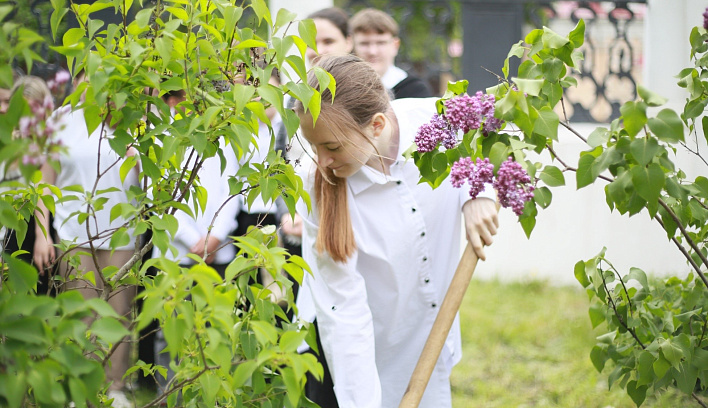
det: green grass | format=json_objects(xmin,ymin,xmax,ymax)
[{"xmin": 451, "ymin": 279, "xmax": 696, "ymax": 408}]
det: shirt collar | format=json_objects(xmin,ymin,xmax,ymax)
[
  {"xmin": 380, "ymin": 65, "xmax": 408, "ymax": 90},
  {"xmin": 348, "ymin": 164, "xmax": 399, "ymax": 196}
]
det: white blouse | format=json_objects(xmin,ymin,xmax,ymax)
[
  {"xmin": 53, "ymin": 109, "xmax": 139, "ymax": 250},
  {"xmin": 298, "ymin": 98, "xmax": 492, "ymax": 408}
]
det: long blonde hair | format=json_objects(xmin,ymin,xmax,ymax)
[{"xmin": 294, "ymin": 55, "xmax": 390, "ymax": 262}]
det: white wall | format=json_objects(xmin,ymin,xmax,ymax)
[{"xmin": 476, "ymin": 124, "xmax": 691, "ymax": 286}]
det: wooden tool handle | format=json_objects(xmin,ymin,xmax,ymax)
[{"xmin": 398, "ymin": 242, "xmax": 479, "ymax": 408}]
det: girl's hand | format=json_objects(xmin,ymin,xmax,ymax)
[
  {"xmin": 280, "ymin": 213, "xmax": 303, "ymax": 238},
  {"xmin": 33, "ymin": 232, "xmax": 55, "ymax": 275},
  {"xmin": 190, "ymin": 235, "xmax": 220, "ymax": 264},
  {"xmin": 462, "ymin": 198, "xmax": 499, "ymax": 261}
]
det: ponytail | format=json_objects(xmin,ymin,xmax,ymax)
[{"xmin": 315, "ymin": 169, "xmax": 355, "ymax": 262}]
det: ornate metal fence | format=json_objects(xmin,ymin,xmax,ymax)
[{"xmin": 337, "ymin": 0, "xmax": 647, "ymax": 123}]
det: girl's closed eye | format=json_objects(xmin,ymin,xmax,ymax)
[{"xmin": 325, "ymin": 145, "xmax": 341, "ymax": 152}]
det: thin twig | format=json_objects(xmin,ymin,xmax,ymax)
[
  {"xmin": 657, "ymin": 199, "xmax": 708, "ymax": 289},
  {"xmin": 598, "ymin": 262, "xmax": 646, "ymax": 349}
]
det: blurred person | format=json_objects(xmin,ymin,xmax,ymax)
[
  {"xmin": 350, "ymin": 8, "xmax": 433, "ymax": 99},
  {"xmin": 305, "ymin": 7, "xmax": 354, "ymax": 64},
  {"xmin": 34, "ymin": 71, "xmax": 139, "ymax": 408},
  {"xmin": 151, "ymin": 88, "xmax": 242, "ymax": 397},
  {"xmin": 0, "ymin": 75, "xmax": 61, "ymax": 295}
]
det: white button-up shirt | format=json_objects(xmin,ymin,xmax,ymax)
[{"xmin": 299, "ymin": 98, "xmax": 491, "ymax": 408}]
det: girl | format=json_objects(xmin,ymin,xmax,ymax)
[{"xmin": 294, "ymin": 54, "xmax": 498, "ymax": 408}]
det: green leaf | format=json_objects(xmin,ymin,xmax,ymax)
[
  {"xmin": 630, "ymin": 163, "xmax": 665, "ymax": 204},
  {"xmin": 233, "ymin": 360, "xmax": 258, "ymax": 387},
  {"xmin": 660, "ymin": 340, "xmax": 684, "ymax": 368},
  {"xmin": 625, "ymin": 267, "xmax": 648, "ymax": 290},
  {"xmin": 589, "ymin": 345, "xmax": 607, "ymax": 372},
  {"xmin": 542, "ymin": 27, "xmax": 569, "ymax": 49},
  {"xmin": 647, "ymin": 109, "xmax": 685, "ymax": 143},
  {"xmin": 274, "ymin": 8, "xmax": 297, "ymax": 34},
  {"xmin": 109, "ymin": 227, "xmax": 130, "ymax": 249},
  {"xmin": 675, "ymin": 363, "xmax": 699, "ymax": 394},
  {"xmin": 587, "ymin": 127, "xmax": 610, "ymax": 148},
  {"xmin": 533, "ymin": 186, "xmax": 551, "ymax": 208},
  {"xmin": 574, "ymin": 260, "xmax": 590, "ymax": 287},
  {"xmin": 199, "ymin": 372, "xmax": 220, "ymax": 407},
  {"xmin": 533, "ymin": 107, "xmax": 559, "ymax": 140},
  {"xmin": 588, "ymin": 304, "xmax": 605, "ymax": 328},
  {"xmin": 91, "ymin": 317, "xmax": 129, "ymax": 345},
  {"xmin": 653, "ymin": 354, "xmax": 671, "ymax": 379},
  {"xmin": 51, "ymin": 7, "xmax": 70, "ymax": 41},
  {"xmin": 626, "ymin": 380, "xmax": 647, "ymax": 407},
  {"xmin": 637, "ymin": 85, "xmax": 667, "ymax": 107},
  {"xmin": 539, "ymin": 165, "xmax": 564, "ymax": 187},
  {"xmin": 629, "ymin": 137, "xmax": 660, "ymax": 166},
  {"xmin": 279, "ymin": 330, "xmax": 308, "ymax": 353},
  {"xmin": 541, "ymin": 57, "xmax": 564, "ymax": 82},
  {"xmin": 5, "ymin": 256, "xmax": 38, "ymax": 294},
  {"xmin": 637, "ymin": 351, "xmax": 656, "ymax": 387},
  {"xmin": 620, "ymin": 101, "xmax": 647, "ymax": 137},
  {"xmin": 0, "ymin": 316, "xmax": 46, "ymax": 344},
  {"xmin": 512, "ymin": 78, "xmax": 543, "ymax": 97},
  {"xmin": 298, "ymin": 18, "xmax": 317, "ymax": 52},
  {"xmin": 250, "ymin": 320, "xmax": 278, "ymax": 345},
  {"xmin": 568, "ymin": 19, "xmax": 585, "ymax": 47},
  {"xmin": 503, "ymin": 41, "xmax": 525, "ymax": 78},
  {"xmin": 576, "ymin": 153, "xmax": 595, "ymax": 189}
]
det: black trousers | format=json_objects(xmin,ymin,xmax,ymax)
[{"xmin": 2, "ymin": 216, "xmax": 57, "ymax": 296}]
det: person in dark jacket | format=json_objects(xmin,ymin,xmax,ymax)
[{"xmin": 349, "ymin": 8, "xmax": 433, "ymax": 99}]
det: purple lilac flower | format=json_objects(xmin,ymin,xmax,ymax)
[
  {"xmin": 450, "ymin": 157, "xmax": 473, "ymax": 188},
  {"xmin": 468, "ymin": 157, "xmax": 494, "ymax": 198},
  {"xmin": 415, "ymin": 114, "xmax": 455, "ymax": 152},
  {"xmin": 493, "ymin": 157, "xmax": 535, "ymax": 216},
  {"xmin": 444, "ymin": 91, "xmax": 503, "ymax": 135},
  {"xmin": 704, "ymin": 7, "xmax": 708, "ymax": 30},
  {"xmin": 484, "ymin": 116, "xmax": 503, "ymax": 134},
  {"xmin": 444, "ymin": 94, "xmax": 480, "ymax": 133},
  {"xmin": 450, "ymin": 157, "xmax": 494, "ymax": 199}
]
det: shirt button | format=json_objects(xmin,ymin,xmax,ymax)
[
  {"xmin": 421, "ymin": 232, "xmax": 425, "ymax": 237},
  {"xmin": 396, "ymin": 180, "xmax": 401, "ymax": 185},
  {"xmin": 424, "ymin": 278, "xmax": 430, "ymax": 283},
  {"xmin": 331, "ymin": 306, "xmax": 337, "ymax": 311},
  {"xmin": 423, "ymin": 256, "xmax": 428, "ymax": 262},
  {"xmin": 431, "ymin": 303, "xmax": 437, "ymax": 308},
  {"xmin": 411, "ymin": 208, "xmax": 416, "ymax": 213}
]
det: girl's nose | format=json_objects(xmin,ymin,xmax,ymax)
[{"xmin": 317, "ymin": 153, "xmax": 333, "ymax": 168}]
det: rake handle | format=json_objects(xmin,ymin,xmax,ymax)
[{"xmin": 398, "ymin": 242, "xmax": 479, "ymax": 408}]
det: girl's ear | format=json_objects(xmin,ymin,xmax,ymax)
[{"xmin": 370, "ymin": 112, "xmax": 387, "ymax": 138}]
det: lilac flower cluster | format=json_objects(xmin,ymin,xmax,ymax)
[
  {"xmin": 414, "ymin": 91, "xmax": 503, "ymax": 153},
  {"xmin": 16, "ymin": 71, "xmax": 68, "ymax": 166},
  {"xmin": 444, "ymin": 91, "xmax": 502, "ymax": 135},
  {"xmin": 704, "ymin": 7, "xmax": 708, "ymax": 30},
  {"xmin": 493, "ymin": 157, "xmax": 535, "ymax": 216},
  {"xmin": 450, "ymin": 156, "xmax": 535, "ymax": 216},
  {"xmin": 414, "ymin": 114, "xmax": 456, "ymax": 153},
  {"xmin": 450, "ymin": 157, "xmax": 494, "ymax": 199}
]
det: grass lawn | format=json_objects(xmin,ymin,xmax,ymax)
[{"xmin": 451, "ymin": 279, "xmax": 697, "ymax": 408}]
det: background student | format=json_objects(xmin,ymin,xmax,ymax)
[{"xmin": 349, "ymin": 8, "xmax": 433, "ymax": 99}]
